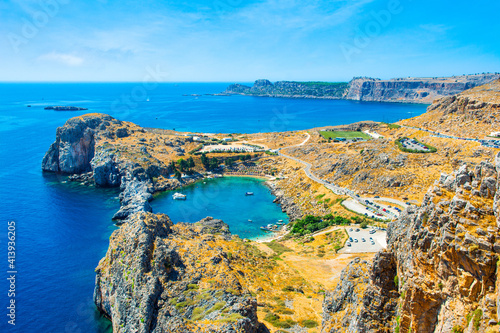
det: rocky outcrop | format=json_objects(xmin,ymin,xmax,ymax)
[
  {"xmin": 224, "ymin": 74, "xmax": 500, "ymax": 104},
  {"xmin": 41, "ymin": 114, "xmax": 112, "ymax": 173},
  {"xmin": 322, "ymin": 155, "xmax": 500, "ymax": 332},
  {"xmin": 94, "ymin": 212, "xmax": 269, "ymax": 333},
  {"xmin": 402, "ymin": 79, "xmax": 500, "ymax": 138},
  {"xmin": 345, "ymin": 74, "xmax": 500, "ymax": 104},
  {"xmin": 322, "ymin": 253, "xmax": 398, "ymax": 333},
  {"xmin": 266, "ymin": 182, "xmax": 303, "ymax": 221},
  {"xmin": 112, "ymin": 180, "xmax": 154, "ymax": 221},
  {"xmin": 42, "ymin": 114, "xmax": 176, "ymax": 219}
]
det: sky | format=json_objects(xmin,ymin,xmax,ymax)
[{"xmin": 1, "ymin": 0, "xmax": 499, "ymax": 82}]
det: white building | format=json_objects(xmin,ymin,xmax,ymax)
[{"xmin": 490, "ymin": 132, "xmax": 500, "ymax": 138}]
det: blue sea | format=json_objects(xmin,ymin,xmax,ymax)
[{"xmin": 0, "ymin": 83, "xmax": 427, "ymax": 332}]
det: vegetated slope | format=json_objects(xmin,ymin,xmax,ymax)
[
  {"xmin": 283, "ymin": 122, "xmax": 495, "ymax": 203},
  {"xmin": 94, "ymin": 212, "xmax": 323, "ymax": 333},
  {"xmin": 401, "ymin": 79, "xmax": 500, "ymax": 138},
  {"xmin": 322, "ymin": 157, "xmax": 500, "ymax": 332},
  {"xmin": 225, "ymin": 79, "xmax": 348, "ymax": 99}
]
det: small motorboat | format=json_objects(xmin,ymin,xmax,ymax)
[
  {"xmin": 245, "ymin": 192, "xmax": 254, "ymax": 196},
  {"xmin": 248, "ymin": 219, "xmax": 252, "ymax": 223},
  {"xmin": 172, "ymin": 193, "xmax": 187, "ymax": 200}
]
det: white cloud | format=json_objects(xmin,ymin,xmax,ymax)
[{"xmin": 38, "ymin": 52, "xmax": 84, "ymax": 66}]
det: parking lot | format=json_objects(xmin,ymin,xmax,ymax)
[
  {"xmin": 339, "ymin": 227, "xmax": 387, "ymax": 253},
  {"xmin": 400, "ymin": 138, "xmax": 430, "ymax": 152}
]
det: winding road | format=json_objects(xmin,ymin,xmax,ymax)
[{"xmin": 277, "ymin": 132, "xmax": 399, "ymax": 220}]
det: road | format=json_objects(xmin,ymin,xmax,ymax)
[
  {"xmin": 401, "ymin": 125, "xmax": 500, "ymax": 148},
  {"xmin": 277, "ymin": 132, "xmax": 398, "ymax": 220}
]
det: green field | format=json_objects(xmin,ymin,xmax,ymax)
[{"xmin": 320, "ymin": 131, "xmax": 371, "ymax": 140}]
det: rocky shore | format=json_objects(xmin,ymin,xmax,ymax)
[
  {"xmin": 265, "ymin": 181, "xmax": 303, "ymax": 222},
  {"xmin": 41, "ymin": 113, "xmax": 201, "ymax": 220}
]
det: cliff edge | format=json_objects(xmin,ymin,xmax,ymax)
[
  {"xmin": 94, "ymin": 212, "xmax": 269, "ymax": 333},
  {"xmin": 322, "ymin": 156, "xmax": 500, "ymax": 332},
  {"xmin": 224, "ymin": 74, "xmax": 500, "ymax": 104}
]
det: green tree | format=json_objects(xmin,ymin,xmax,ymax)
[
  {"xmin": 201, "ymin": 153, "xmax": 210, "ymax": 170},
  {"xmin": 174, "ymin": 170, "xmax": 182, "ymax": 180},
  {"xmin": 178, "ymin": 159, "xmax": 188, "ymax": 172},
  {"xmin": 187, "ymin": 156, "xmax": 195, "ymax": 168},
  {"xmin": 209, "ymin": 157, "xmax": 219, "ymax": 170},
  {"xmin": 226, "ymin": 158, "xmax": 234, "ymax": 168}
]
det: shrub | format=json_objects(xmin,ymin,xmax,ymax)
[
  {"xmin": 301, "ymin": 319, "xmax": 318, "ymax": 328},
  {"xmin": 191, "ymin": 306, "xmax": 206, "ymax": 321},
  {"xmin": 217, "ymin": 313, "xmax": 245, "ymax": 323},
  {"xmin": 452, "ymin": 325, "xmax": 464, "ymax": 333},
  {"xmin": 264, "ymin": 313, "xmax": 297, "ymax": 328}
]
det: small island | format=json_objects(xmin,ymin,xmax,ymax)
[{"xmin": 44, "ymin": 106, "xmax": 88, "ymax": 111}]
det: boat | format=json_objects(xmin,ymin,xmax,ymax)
[
  {"xmin": 172, "ymin": 193, "xmax": 187, "ymax": 200},
  {"xmin": 245, "ymin": 192, "xmax": 254, "ymax": 196},
  {"xmin": 260, "ymin": 226, "xmax": 269, "ymax": 231},
  {"xmin": 248, "ymin": 219, "xmax": 252, "ymax": 222}
]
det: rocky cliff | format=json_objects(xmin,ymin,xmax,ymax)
[
  {"xmin": 344, "ymin": 74, "xmax": 500, "ymax": 104},
  {"xmin": 42, "ymin": 113, "xmax": 199, "ymax": 220},
  {"xmin": 94, "ymin": 212, "xmax": 269, "ymax": 333},
  {"xmin": 322, "ymin": 156, "xmax": 500, "ymax": 332},
  {"xmin": 401, "ymin": 79, "xmax": 500, "ymax": 138},
  {"xmin": 224, "ymin": 74, "xmax": 500, "ymax": 104}
]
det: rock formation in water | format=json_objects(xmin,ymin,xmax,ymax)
[
  {"xmin": 224, "ymin": 74, "xmax": 500, "ymax": 104},
  {"xmin": 322, "ymin": 156, "xmax": 500, "ymax": 332},
  {"xmin": 94, "ymin": 212, "xmax": 269, "ymax": 333},
  {"xmin": 41, "ymin": 113, "xmax": 197, "ymax": 220}
]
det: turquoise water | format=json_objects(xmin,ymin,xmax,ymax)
[
  {"xmin": 153, "ymin": 177, "xmax": 288, "ymax": 240},
  {"xmin": 0, "ymin": 83, "xmax": 427, "ymax": 332}
]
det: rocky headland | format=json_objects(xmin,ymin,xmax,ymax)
[
  {"xmin": 94, "ymin": 212, "xmax": 270, "ymax": 333},
  {"xmin": 224, "ymin": 74, "xmax": 500, "ymax": 104},
  {"xmin": 42, "ymin": 113, "xmax": 199, "ymax": 220}
]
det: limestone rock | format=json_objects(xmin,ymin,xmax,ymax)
[{"xmin": 94, "ymin": 212, "xmax": 268, "ymax": 333}]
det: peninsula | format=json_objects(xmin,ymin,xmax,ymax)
[{"xmin": 223, "ymin": 73, "xmax": 500, "ymax": 104}]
